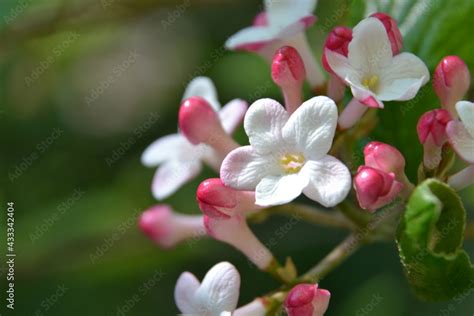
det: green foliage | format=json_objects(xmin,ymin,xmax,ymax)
[{"xmin": 396, "ymin": 179, "xmax": 474, "ymax": 301}]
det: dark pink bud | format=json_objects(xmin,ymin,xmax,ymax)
[
  {"xmin": 363, "ymin": 141, "xmax": 406, "ymax": 176},
  {"xmin": 272, "ymin": 46, "xmax": 306, "ymax": 88},
  {"xmin": 433, "ymin": 56, "xmax": 471, "ymax": 114},
  {"xmin": 322, "ymin": 26, "xmax": 352, "ymax": 74},
  {"xmin": 354, "ymin": 166, "xmax": 403, "ymax": 212},
  {"xmin": 417, "ymin": 109, "xmax": 452, "ymax": 146},
  {"xmin": 371, "ymin": 13, "xmax": 403, "ymax": 55},
  {"xmin": 284, "ymin": 283, "xmax": 331, "ymax": 316}
]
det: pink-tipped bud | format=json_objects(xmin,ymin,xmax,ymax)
[
  {"xmin": 284, "ymin": 284, "xmax": 331, "ymax": 316},
  {"xmin": 354, "ymin": 166, "xmax": 403, "ymax": 212},
  {"xmin": 179, "ymin": 96, "xmax": 238, "ymax": 156},
  {"xmin": 139, "ymin": 205, "xmax": 205, "ymax": 249},
  {"xmin": 417, "ymin": 109, "xmax": 452, "ymax": 146},
  {"xmin": 322, "ymin": 26, "xmax": 352, "ymax": 74},
  {"xmin": 370, "ymin": 13, "xmax": 403, "ymax": 55},
  {"xmin": 204, "ymin": 215, "xmax": 273, "ymax": 270},
  {"xmin": 253, "ymin": 12, "xmax": 268, "ymax": 26},
  {"xmin": 179, "ymin": 96, "xmax": 221, "ymax": 145},
  {"xmin": 363, "ymin": 141, "xmax": 406, "ymax": 176},
  {"xmin": 417, "ymin": 109, "xmax": 452, "ymax": 169},
  {"xmin": 272, "ymin": 46, "xmax": 306, "ymax": 88},
  {"xmin": 197, "ymin": 178, "xmax": 261, "ymax": 218},
  {"xmin": 433, "ymin": 56, "xmax": 471, "ymax": 114}
]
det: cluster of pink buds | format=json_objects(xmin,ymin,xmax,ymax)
[
  {"xmin": 354, "ymin": 142, "xmax": 413, "ymax": 212},
  {"xmin": 417, "ymin": 56, "xmax": 470, "ymax": 170}
]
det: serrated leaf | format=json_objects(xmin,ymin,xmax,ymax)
[{"xmin": 396, "ymin": 179, "xmax": 474, "ymax": 301}]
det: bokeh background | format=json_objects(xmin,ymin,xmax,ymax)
[{"xmin": 1, "ymin": 0, "xmax": 474, "ymax": 315}]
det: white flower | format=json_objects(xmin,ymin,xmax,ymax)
[
  {"xmin": 225, "ymin": 0, "xmax": 325, "ymax": 88},
  {"xmin": 141, "ymin": 77, "xmax": 247, "ymax": 200},
  {"xmin": 221, "ymin": 96, "xmax": 351, "ymax": 207},
  {"xmin": 174, "ymin": 262, "xmax": 240, "ymax": 316},
  {"xmin": 325, "ymin": 17, "xmax": 429, "ymax": 109},
  {"xmin": 447, "ymin": 101, "xmax": 474, "ymax": 163}
]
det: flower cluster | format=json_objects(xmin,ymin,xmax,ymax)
[{"xmin": 136, "ymin": 1, "xmax": 472, "ymax": 315}]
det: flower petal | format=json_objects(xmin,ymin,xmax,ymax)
[
  {"xmin": 456, "ymin": 101, "xmax": 474, "ymax": 137},
  {"xmin": 346, "ymin": 76, "xmax": 384, "ymax": 108},
  {"xmin": 301, "ymin": 156, "xmax": 351, "ymax": 207},
  {"xmin": 244, "ymin": 98, "xmax": 289, "ymax": 154},
  {"xmin": 348, "ymin": 17, "xmax": 392, "ymax": 71},
  {"xmin": 255, "ymin": 174, "xmax": 309, "ymax": 206},
  {"xmin": 447, "ymin": 120, "xmax": 474, "ymax": 163},
  {"xmin": 324, "ymin": 49, "xmax": 359, "ymax": 84},
  {"xmin": 282, "ymin": 96, "xmax": 338, "ymax": 159},
  {"xmin": 377, "ymin": 52, "xmax": 429, "ymax": 101},
  {"xmin": 183, "ymin": 76, "xmax": 221, "ymax": 111},
  {"xmin": 225, "ymin": 26, "xmax": 277, "ymax": 50},
  {"xmin": 174, "ymin": 271, "xmax": 201, "ymax": 314},
  {"xmin": 219, "ymin": 99, "xmax": 248, "ymax": 134},
  {"xmin": 195, "ymin": 262, "xmax": 241, "ymax": 315},
  {"xmin": 221, "ymin": 146, "xmax": 279, "ymax": 190},
  {"xmin": 264, "ymin": 0, "xmax": 317, "ymax": 28},
  {"xmin": 141, "ymin": 134, "xmax": 186, "ymax": 167},
  {"xmin": 152, "ymin": 160, "xmax": 202, "ymax": 200}
]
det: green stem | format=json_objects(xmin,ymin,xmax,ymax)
[{"xmin": 337, "ymin": 201, "xmax": 370, "ymax": 228}]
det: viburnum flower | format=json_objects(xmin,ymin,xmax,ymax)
[
  {"xmin": 141, "ymin": 77, "xmax": 247, "ymax": 199},
  {"xmin": 197, "ymin": 178, "xmax": 262, "ymax": 218},
  {"xmin": 433, "ymin": 56, "xmax": 471, "ymax": 116},
  {"xmin": 138, "ymin": 205, "xmax": 205, "ymax": 249},
  {"xmin": 447, "ymin": 101, "xmax": 474, "ymax": 163},
  {"xmin": 221, "ymin": 97, "xmax": 351, "ymax": 207},
  {"xmin": 284, "ymin": 283, "xmax": 331, "ymax": 316},
  {"xmin": 449, "ymin": 165, "xmax": 474, "ymax": 191},
  {"xmin": 417, "ymin": 109, "xmax": 452, "ymax": 169},
  {"xmin": 325, "ymin": 16, "xmax": 429, "ymax": 129},
  {"xmin": 174, "ymin": 261, "xmax": 240, "ymax": 315},
  {"xmin": 225, "ymin": 0, "xmax": 326, "ymax": 89},
  {"xmin": 204, "ymin": 215, "xmax": 274, "ymax": 270}
]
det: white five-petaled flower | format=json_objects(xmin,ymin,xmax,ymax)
[
  {"xmin": 326, "ymin": 17, "xmax": 429, "ymax": 109},
  {"xmin": 141, "ymin": 77, "xmax": 247, "ymax": 200},
  {"xmin": 447, "ymin": 101, "xmax": 474, "ymax": 164},
  {"xmin": 220, "ymin": 96, "xmax": 351, "ymax": 207},
  {"xmin": 174, "ymin": 261, "xmax": 240, "ymax": 316},
  {"xmin": 225, "ymin": 0, "xmax": 325, "ymax": 88}
]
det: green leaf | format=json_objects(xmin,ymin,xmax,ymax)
[{"xmin": 396, "ymin": 179, "xmax": 474, "ymax": 301}]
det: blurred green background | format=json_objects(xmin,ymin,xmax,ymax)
[{"xmin": 1, "ymin": 0, "xmax": 474, "ymax": 315}]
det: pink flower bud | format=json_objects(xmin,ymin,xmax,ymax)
[
  {"xmin": 139, "ymin": 205, "xmax": 205, "ymax": 249},
  {"xmin": 322, "ymin": 26, "xmax": 352, "ymax": 74},
  {"xmin": 363, "ymin": 141, "xmax": 406, "ymax": 176},
  {"xmin": 417, "ymin": 109, "xmax": 452, "ymax": 169},
  {"xmin": 272, "ymin": 46, "xmax": 306, "ymax": 113},
  {"xmin": 197, "ymin": 178, "xmax": 261, "ymax": 218},
  {"xmin": 179, "ymin": 96, "xmax": 238, "ymax": 157},
  {"xmin": 284, "ymin": 284, "xmax": 331, "ymax": 316},
  {"xmin": 272, "ymin": 46, "xmax": 306, "ymax": 88},
  {"xmin": 370, "ymin": 13, "xmax": 403, "ymax": 55},
  {"xmin": 354, "ymin": 166, "xmax": 403, "ymax": 212},
  {"xmin": 204, "ymin": 215, "xmax": 274, "ymax": 270},
  {"xmin": 433, "ymin": 56, "xmax": 471, "ymax": 115}
]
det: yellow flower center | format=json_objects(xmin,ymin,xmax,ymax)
[
  {"xmin": 280, "ymin": 153, "xmax": 305, "ymax": 174},
  {"xmin": 362, "ymin": 75, "xmax": 379, "ymax": 92}
]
